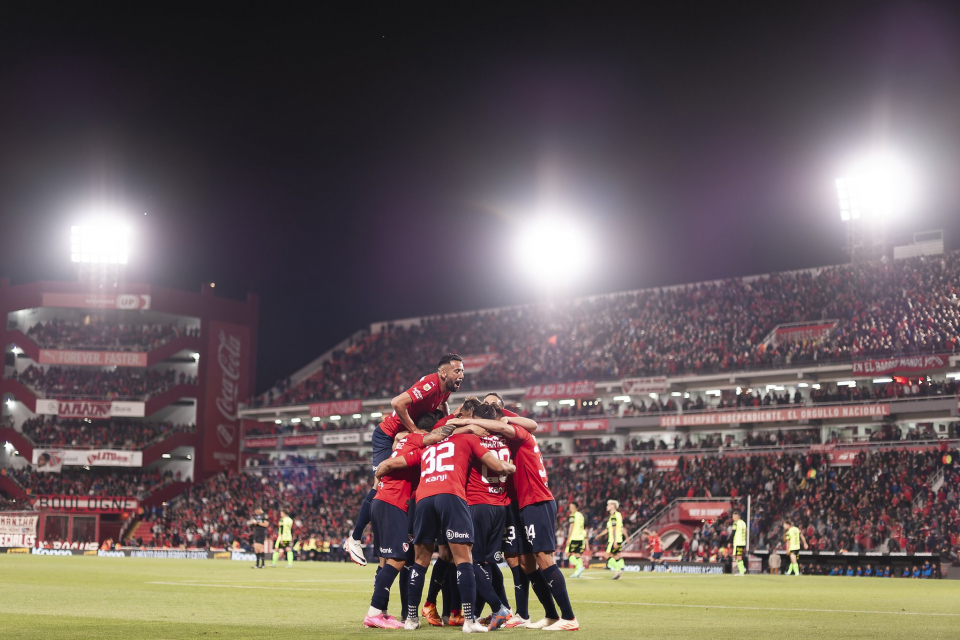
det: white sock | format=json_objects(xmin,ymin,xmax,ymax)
[{"xmin": 367, "ymin": 606, "xmax": 381, "ymax": 617}]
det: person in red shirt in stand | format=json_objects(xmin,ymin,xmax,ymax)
[
  {"xmin": 374, "ymin": 425, "xmax": 515, "ymax": 632},
  {"xmin": 449, "ymin": 408, "xmax": 581, "ymax": 632},
  {"xmin": 344, "ymin": 354, "xmax": 464, "ymax": 566}
]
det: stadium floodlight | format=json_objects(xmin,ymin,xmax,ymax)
[
  {"xmin": 329, "ymin": 415, "xmax": 341, "ymax": 421},
  {"xmin": 311, "ymin": 416, "xmax": 322, "ymax": 422},
  {"xmin": 274, "ymin": 419, "xmax": 282, "ymax": 424},
  {"xmin": 535, "ymin": 401, "xmax": 550, "ymax": 407},
  {"xmin": 836, "ymin": 380, "xmax": 857, "ymax": 387},
  {"xmin": 836, "ymin": 152, "xmax": 915, "ymax": 222},
  {"xmin": 558, "ymin": 399, "xmax": 575, "ymax": 406},
  {"xmin": 513, "ymin": 213, "xmax": 594, "ymax": 288},
  {"xmin": 612, "ymin": 395, "xmax": 630, "ymax": 402},
  {"xmin": 70, "ymin": 220, "xmax": 131, "ymax": 264},
  {"xmin": 352, "ymin": 413, "xmax": 362, "ymax": 419},
  {"xmin": 369, "ymin": 412, "xmax": 383, "ymax": 418},
  {"xmin": 291, "ymin": 418, "xmax": 301, "ymax": 424},
  {"xmin": 873, "ymin": 377, "xmax": 894, "ymax": 384},
  {"xmin": 946, "ymin": 372, "xmax": 960, "ymax": 380}
]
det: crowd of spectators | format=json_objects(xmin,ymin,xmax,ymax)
[
  {"xmin": 18, "ymin": 417, "xmax": 194, "ymax": 449},
  {"xmin": 131, "ymin": 440, "xmax": 959, "ymax": 569},
  {"xmin": 547, "ymin": 446, "xmax": 959, "ymax": 564},
  {"xmin": 810, "ymin": 379, "xmax": 958, "ymax": 404},
  {"xmin": 24, "ymin": 318, "xmax": 198, "ymax": 350},
  {"xmin": 138, "ymin": 466, "xmax": 368, "ymax": 551},
  {"xmin": 243, "ymin": 419, "xmax": 371, "ymax": 438},
  {"xmin": 4, "ymin": 467, "xmax": 175, "ymax": 498},
  {"xmin": 11, "ymin": 365, "xmax": 195, "ymax": 400},
  {"xmin": 572, "ymin": 438, "xmax": 618, "ymax": 454},
  {"xmin": 250, "ymin": 253, "xmax": 960, "ymax": 407}
]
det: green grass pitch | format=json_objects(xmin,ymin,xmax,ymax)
[{"xmin": 0, "ymin": 556, "xmax": 957, "ymax": 639}]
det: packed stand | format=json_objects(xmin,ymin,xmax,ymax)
[
  {"xmin": 24, "ymin": 318, "xmax": 198, "ymax": 350},
  {"xmin": 19, "ymin": 417, "xmax": 194, "ymax": 449},
  {"xmin": 251, "ymin": 253, "xmax": 960, "ymax": 407},
  {"xmin": 546, "ymin": 447, "xmax": 959, "ymax": 563},
  {"xmin": 3, "ymin": 467, "xmax": 176, "ymax": 498},
  {"xmin": 11, "ymin": 365, "xmax": 195, "ymax": 400},
  {"xmin": 139, "ymin": 466, "xmax": 369, "ymax": 551},
  {"xmin": 243, "ymin": 418, "xmax": 371, "ymax": 437}
]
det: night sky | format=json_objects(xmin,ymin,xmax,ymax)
[{"xmin": 2, "ymin": 2, "xmax": 959, "ymax": 392}]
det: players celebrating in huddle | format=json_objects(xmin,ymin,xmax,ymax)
[{"xmin": 359, "ymin": 356, "xmax": 581, "ymax": 632}]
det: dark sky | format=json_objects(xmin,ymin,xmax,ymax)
[{"xmin": 2, "ymin": 2, "xmax": 959, "ymax": 392}]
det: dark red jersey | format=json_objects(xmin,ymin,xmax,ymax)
[
  {"xmin": 404, "ymin": 433, "xmax": 491, "ymax": 502},
  {"xmin": 506, "ymin": 427, "xmax": 553, "ymax": 509},
  {"xmin": 465, "ymin": 434, "xmax": 512, "ymax": 507},
  {"xmin": 380, "ymin": 373, "xmax": 451, "ymax": 438},
  {"xmin": 374, "ymin": 433, "xmax": 424, "ymax": 512}
]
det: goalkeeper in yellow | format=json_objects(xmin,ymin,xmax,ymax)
[
  {"xmin": 271, "ymin": 509, "xmax": 295, "ymax": 568},
  {"xmin": 782, "ymin": 520, "xmax": 808, "ymax": 575},
  {"xmin": 731, "ymin": 510, "xmax": 747, "ymax": 576},
  {"xmin": 565, "ymin": 501, "xmax": 587, "ymax": 578}
]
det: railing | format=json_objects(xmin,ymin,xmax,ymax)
[{"xmin": 545, "ymin": 438, "xmax": 959, "ymax": 461}]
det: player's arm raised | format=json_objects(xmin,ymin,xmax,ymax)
[{"xmin": 391, "ymin": 391, "xmax": 418, "ymax": 433}]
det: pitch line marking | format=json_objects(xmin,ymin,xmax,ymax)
[{"xmin": 573, "ymin": 599, "xmax": 960, "ymax": 618}]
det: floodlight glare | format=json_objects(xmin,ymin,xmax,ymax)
[
  {"xmin": 836, "ymin": 152, "xmax": 915, "ymax": 222},
  {"xmin": 71, "ymin": 221, "xmax": 131, "ymax": 264},
  {"xmin": 514, "ymin": 214, "xmax": 593, "ymax": 287}
]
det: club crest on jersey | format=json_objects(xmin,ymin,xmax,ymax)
[
  {"xmin": 494, "ymin": 551, "xmax": 503, "ymax": 562},
  {"xmin": 402, "ymin": 542, "xmax": 409, "ymax": 552},
  {"xmin": 422, "ymin": 383, "xmax": 432, "ymax": 392}
]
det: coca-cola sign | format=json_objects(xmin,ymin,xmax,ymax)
[{"xmin": 203, "ymin": 322, "xmax": 251, "ymax": 473}]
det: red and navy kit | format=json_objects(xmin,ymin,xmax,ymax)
[
  {"xmin": 406, "ymin": 433, "xmax": 492, "ymax": 545},
  {"xmin": 374, "ymin": 433, "xmax": 424, "ymax": 512},
  {"xmin": 506, "ymin": 428, "xmax": 558, "ymax": 554},
  {"xmin": 380, "ymin": 373, "xmax": 451, "ymax": 439},
  {"xmin": 466, "ymin": 434, "xmax": 511, "ymax": 563},
  {"xmin": 372, "ymin": 433, "xmax": 424, "ymax": 559}
]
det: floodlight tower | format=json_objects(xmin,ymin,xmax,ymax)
[
  {"xmin": 835, "ymin": 153, "xmax": 912, "ymax": 263},
  {"xmin": 70, "ymin": 220, "xmax": 131, "ymax": 287}
]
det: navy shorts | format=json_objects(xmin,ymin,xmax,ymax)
[
  {"xmin": 372, "ymin": 499, "xmax": 410, "ymax": 560},
  {"xmin": 520, "ymin": 499, "xmax": 558, "ymax": 554},
  {"xmin": 470, "ymin": 503, "xmax": 507, "ymax": 563},
  {"xmin": 371, "ymin": 425, "xmax": 395, "ymax": 472},
  {"xmin": 502, "ymin": 502, "xmax": 532, "ymax": 555},
  {"xmin": 413, "ymin": 494, "xmax": 473, "ymax": 545}
]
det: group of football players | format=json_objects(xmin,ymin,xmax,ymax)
[{"xmin": 345, "ymin": 353, "xmax": 581, "ymax": 632}]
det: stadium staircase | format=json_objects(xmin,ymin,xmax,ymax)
[
  {"xmin": 126, "ymin": 520, "xmax": 155, "ymax": 546},
  {"xmin": 0, "ymin": 473, "xmax": 27, "ymax": 500},
  {"xmin": 622, "ymin": 497, "xmax": 733, "ymax": 554}
]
